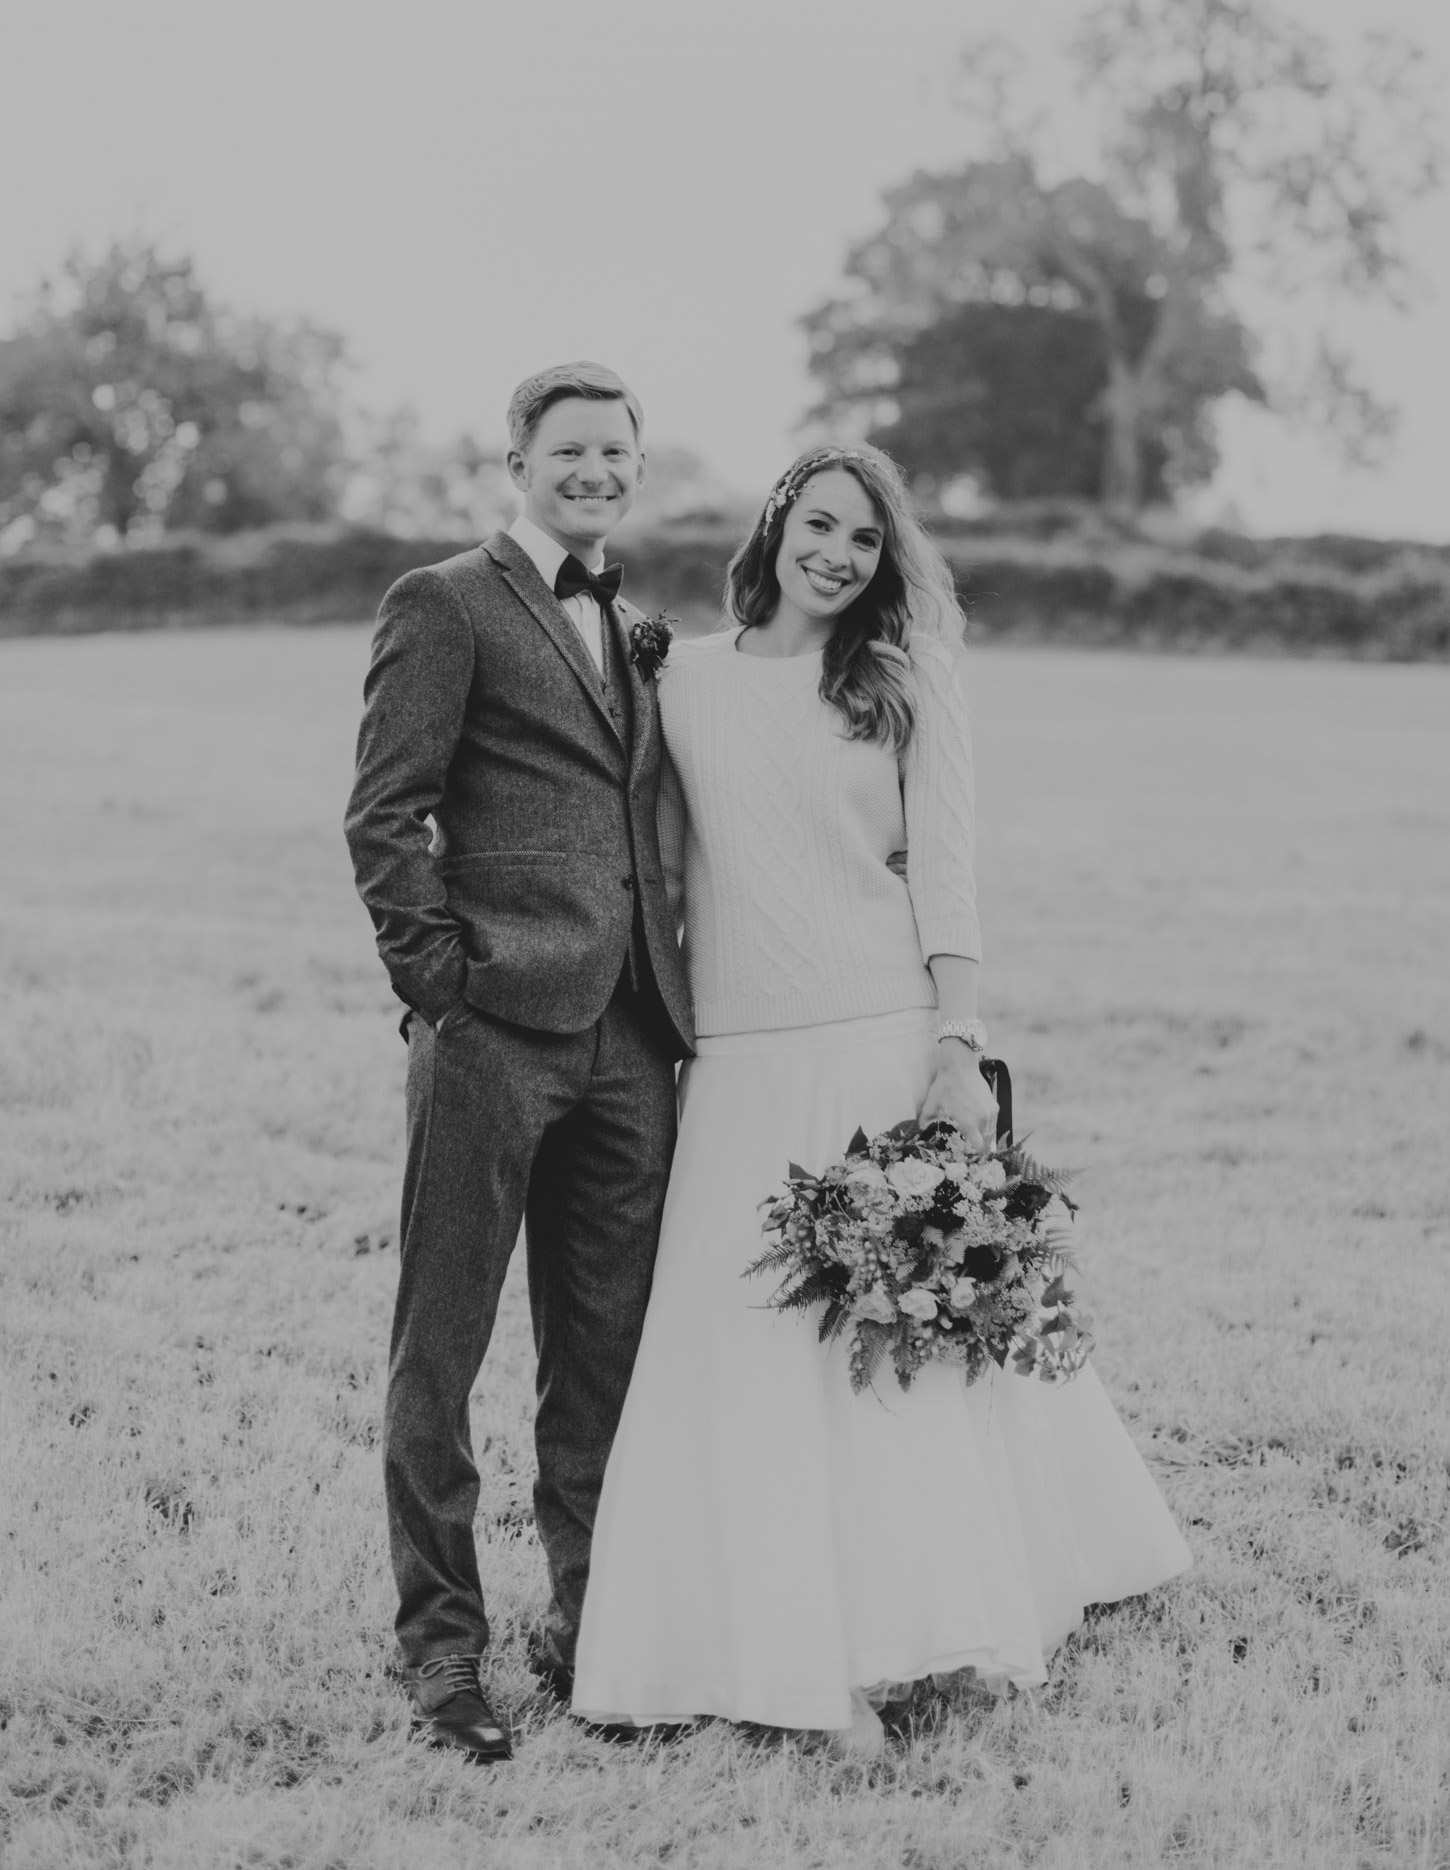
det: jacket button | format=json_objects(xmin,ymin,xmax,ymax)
[{"xmin": 621, "ymin": 876, "xmax": 635, "ymax": 891}]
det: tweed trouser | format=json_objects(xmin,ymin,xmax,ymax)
[{"xmin": 385, "ymin": 978, "xmax": 677, "ymax": 1668}]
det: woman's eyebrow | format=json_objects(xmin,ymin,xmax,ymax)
[{"xmin": 801, "ymin": 502, "xmax": 882, "ymax": 537}]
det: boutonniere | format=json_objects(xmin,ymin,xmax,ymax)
[{"xmin": 628, "ymin": 611, "xmax": 676, "ymax": 680}]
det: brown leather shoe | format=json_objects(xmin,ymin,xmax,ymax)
[{"xmin": 404, "ymin": 1654, "xmax": 512, "ymax": 1763}]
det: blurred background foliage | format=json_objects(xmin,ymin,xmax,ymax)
[
  {"xmin": 0, "ymin": 0, "xmax": 1443, "ymax": 653},
  {"xmin": 0, "ymin": 239, "xmax": 743, "ymax": 559},
  {"xmin": 804, "ymin": 0, "xmax": 1443, "ymax": 511},
  {"xmin": 0, "ymin": 243, "xmax": 351, "ymax": 550}
]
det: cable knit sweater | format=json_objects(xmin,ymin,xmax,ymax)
[{"xmin": 657, "ymin": 627, "xmax": 980, "ymax": 1037}]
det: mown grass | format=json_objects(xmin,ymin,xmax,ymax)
[{"xmin": 1, "ymin": 624, "xmax": 1448, "ymax": 1869}]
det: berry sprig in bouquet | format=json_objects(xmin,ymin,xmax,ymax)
[{"xmin": 747, "ymin": 1118, "xmax": 1092, "ymax": 1395}]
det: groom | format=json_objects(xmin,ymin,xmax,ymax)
[{"xmin": 344, "ymin": 362, "xmax": 693, "ymax": 1764}]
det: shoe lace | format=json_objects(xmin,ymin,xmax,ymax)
[{"xmin": 418, "ymin": 1654, "xmax": 483, "ymax": 1700}]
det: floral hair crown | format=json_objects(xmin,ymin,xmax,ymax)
[{"xmin": 760, "ymin": 448, "xmax": 872, "ymax": 532}]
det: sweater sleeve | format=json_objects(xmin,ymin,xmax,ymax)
[{"xmin": 902, "ymin": 636, "xmax": 981, "ymax": 965}]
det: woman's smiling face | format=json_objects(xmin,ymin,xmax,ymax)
[{"xmin": 772, "ymin": 469, "xmax": 885, "ymax": 626}]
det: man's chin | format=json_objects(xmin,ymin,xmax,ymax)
[
  {"xmin": 528, "ymin": 509, "xmax": 621, "ymax": 558},
  {"xmin": 558, "ymin": 504, "xmax": 624, "ymax": 544}
]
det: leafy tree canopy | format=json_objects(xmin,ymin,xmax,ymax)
[
  {"xmin": 805, "ymin": 157, "xmax": 1260, "ymax": 503},
  {"xmin": 340, "ymin": 406, "xmax": 514, "ymax": 541},
  {"xmin": 804, "ymin": 0, "xmax": 1443, "ymax": 511},
  {"xmin": 0, "ymin": 239, "xmax": 351, "ymax": 548}
]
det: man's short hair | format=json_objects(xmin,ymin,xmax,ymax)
[{"xmin": 506, "ymin": 362, "xmax": 644, "ymax": 454}]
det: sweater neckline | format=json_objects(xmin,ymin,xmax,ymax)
[{"xmin": 730, "ymin": 626, "xmax": 824, "ymax": 665}]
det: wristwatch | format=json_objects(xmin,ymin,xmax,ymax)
[{"xmin": 937, "ymin": 1017, "xmax": 987, "ymax": 1054}]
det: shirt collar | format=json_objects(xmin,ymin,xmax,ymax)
[{"xmin": 508, "ymin": 514, "xmax": 604, "ymax": 589}]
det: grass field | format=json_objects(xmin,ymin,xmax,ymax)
[{"xmin": 1, "ymin": 623, "xmax": 1448, "ymax": 1869}]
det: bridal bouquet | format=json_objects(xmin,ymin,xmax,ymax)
[{"xmin": 748, "ymin": 1119, "xmax": 1092, "ymax": 1395}]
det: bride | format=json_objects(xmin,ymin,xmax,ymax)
[{"xmin": 570, "ymin": 443, "xmax": 1190, "ymax": 1754}]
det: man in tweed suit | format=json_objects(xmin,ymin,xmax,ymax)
[{"xmin": 345, "ymin": 363, "xmax": 693, "ymax": 1763}]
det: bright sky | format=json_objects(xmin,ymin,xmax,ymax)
[{"xmin": 3, "ymin": 0, "xmax": 1447, "ymax": 539}]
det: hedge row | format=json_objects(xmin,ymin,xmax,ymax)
[
  {"xmin": 0, "ymin": 523, "xmax": 740, "ymax": 638},
  {"xmin": 947, "ymin": 538, "xmax": 1450, "ymax": 658},
  {"xmin": 933, "ymin": 499, "xmax": 1450, "ymax": 577},
  {"xmin": 1, "ymin": 519, "xmax": 1446, "ymax": 659},
  {"xmin": 0, "ymin": 526, "xmax": 467, "ymax": 636}
]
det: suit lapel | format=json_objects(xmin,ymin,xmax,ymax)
[{"xmin": 484, "ymin": 533, "xmax": 622, "ymax": 750}]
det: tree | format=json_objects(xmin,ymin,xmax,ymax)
[
  {"xmin": 1072, "ymin": 0, "xmax": 1443, "ymax": 500},
  {"xmin": 805, "ymin": 0, "xmax": 1443, "ymax": 511},
  {"xmin": 341, "ymin": 406, "xmax": 514, "ymax": 540},
  {"xmin": 805, "ymin": 157, "xmax": 1259, "ymax": 504},
  {"xmin": 0, "ymin": 239, "xmax": 351, "ymax": 548},
  {"xmin": 627, "ymin": 444, "xmax": 741, "ymax": 527},
  {"xmin": 886, "ymin": 302, "xmax": 1158, "ymax": 503}
]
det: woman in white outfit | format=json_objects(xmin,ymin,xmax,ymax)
[{"xmin": 571, "ymin": 444, "xmax": 1190, "ymax": 1755}]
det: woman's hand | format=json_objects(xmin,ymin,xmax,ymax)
[
  {"xmin": 922, "ymin": 954, "xmax": 993, "ymax": 1148},
  {"xmin": 918, "ymin": 1044, "xmax": 997, "ymax": 1152}
]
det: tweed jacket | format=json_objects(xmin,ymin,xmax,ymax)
[{"xmin": 344, "ymin": 530, "xmax": 694, "ymax": 1055}]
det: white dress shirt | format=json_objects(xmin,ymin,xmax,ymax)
[{"xmin": 508, "ymin": 514, "xmax": 607, "ymax": 676}]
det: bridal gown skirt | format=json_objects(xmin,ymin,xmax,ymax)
[{"xmin": 571, "ymin": 1009, "xmax": 1192, "ymax": 1731}]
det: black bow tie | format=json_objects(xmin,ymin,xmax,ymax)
[{"xmin": 554, "ymin": 556, "xmax": 623, "ymax": 607}]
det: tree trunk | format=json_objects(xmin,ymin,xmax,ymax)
[{"xmin": 1099, "ymin": 356, "xmax": 1145, "ymax": 512}]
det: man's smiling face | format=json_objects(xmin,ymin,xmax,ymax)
[{"xmin": 508, "ymin": 396, "xmax": 644, "ymax": 561}]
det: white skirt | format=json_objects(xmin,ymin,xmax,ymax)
[{"xmin": 571, "ymin": 1009, "xmax": 1192, "ymax": 1731}]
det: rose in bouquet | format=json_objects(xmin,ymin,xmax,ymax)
[{"xmin": 746, "ymin": 1117, "xmax": 1092, "ymax": 1395}]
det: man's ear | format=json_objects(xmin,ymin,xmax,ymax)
[
  {"xmin": 506, "ymin": 448, "xmax": 529, "ymax": 492},
  {"xmin": 635, "ymin": 449, "xmax": 647, "ymax": 489}
]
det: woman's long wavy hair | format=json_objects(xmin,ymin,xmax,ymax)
[{"xmin": 724, "ymin": 443, "xmax": 964, "ymax": 754}]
